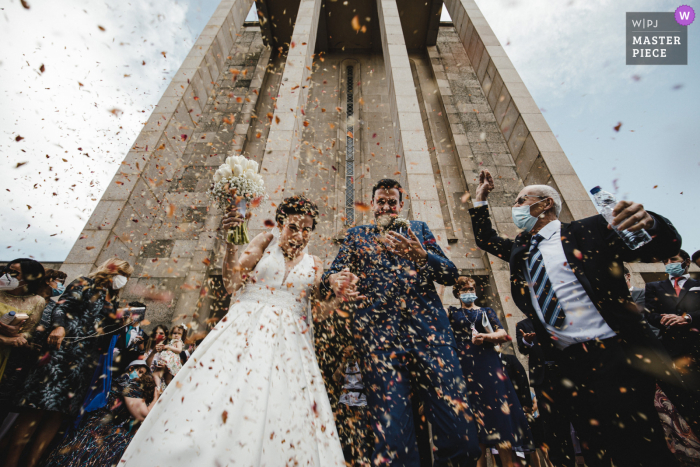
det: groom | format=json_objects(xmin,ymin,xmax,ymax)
[{"xmin": 323, "ymin": 179, "xmax": 480, "ymax": 467}]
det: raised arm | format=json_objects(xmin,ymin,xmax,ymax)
[
  {"xmin": 468, "ymin": 169, "xmax": 515, "ymax": 261},
  {"xmin": 222, "ymin": 228, "xmax": 273, "ymax": 295},
  {"xmin": 593, "ymin": 206, "xmax": 681, "ymax": 264}
]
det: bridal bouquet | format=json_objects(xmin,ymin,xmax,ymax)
[
  {"xmin": 210, "ymin": 155, "xmax": 265, "ymax": 245},
  {"xmin": 377, "ymin": 215, "xmax": 410, "ymax": 235}
]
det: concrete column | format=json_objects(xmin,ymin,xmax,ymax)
[
  {"xmin": 60, "ymin": 0, "xmax": 255, "ymax": 284},
  {"xmin": 254, "ymin": 0, "xmax": 324, "ymax": 228},
  {"xmin": 376, "ymin": 0, "xmax": 448, "ymax": 251}
]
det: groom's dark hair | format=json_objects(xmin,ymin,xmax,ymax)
[{"xmin": 372, "ymin": 179, "xmax": 403, "ymax": 202}]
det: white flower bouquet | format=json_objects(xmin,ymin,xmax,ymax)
[{"xmin": 209, "ymin": 155, "xmax": 265, "ymax": 245}]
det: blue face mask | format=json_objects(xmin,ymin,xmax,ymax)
[
  {"xmin": 511, "ymin": 199, "xmax": 546, "ymax": 232},
  {"xmin": 665, "ymin": 262, "xmax": 686, "ymax": 278},
  {"xmin": 128, "ymin": 370, "xmax": 140, "ymax": 380},
  {"xmin": 460, "ymin": 293, "xmax": 477, "ymax": 305},
  {"xmin": 52, "ymin": 283, "xmax": 65, "ymax": 297}
]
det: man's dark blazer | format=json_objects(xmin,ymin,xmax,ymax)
[
  {"xmin": 500, "ymin": 352, "xmax": 532, "ymax": 410},
  {"xmin": 468, "ymin": 205, "xmax": 682, "ymax": 383},
  {"xmin": 645, "ymin": 277, "xmax": 700, "ymax": 358},
  {"xmin": 324, "ymin": 220, "xmax": 458, "ymax": 353},
  {"xmin": 516, "ymin": 318, "xmax": 545, "ymax": 386},
  {"xmin": 630, "ymin": 287, "xmax": 646, "ymax": 310}
]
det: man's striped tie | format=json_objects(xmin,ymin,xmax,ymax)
[{"xmin": 527, "ymin": 234, "xmax": 565, "ymax": 329}]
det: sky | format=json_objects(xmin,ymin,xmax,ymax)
[{"xmin": 0, "ymin": 0, "xmax": 698, "ymax": 261}]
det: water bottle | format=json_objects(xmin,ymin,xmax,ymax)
[
  {"xmin": 0, "ymin": 311, "xmax": 16, "ymax": 325},
  {"xmin": 590, "ymin": 186, "xmax": 652, "ymax": 250}
]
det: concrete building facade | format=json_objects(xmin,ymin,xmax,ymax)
[{"xmin": 58, "ymin": 0, "xmax": 668, "ymax": 363}]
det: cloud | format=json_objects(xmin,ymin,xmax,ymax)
[
  {"xmin": 0, "ymin": 0, "xmax": 217, "ymax": 261},
  {"xmin": 475, "ymin": 0, "xmax": 677, "ymax": 101}
]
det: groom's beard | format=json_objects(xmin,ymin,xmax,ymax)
[{"xmin": 376, "ymin": 213, "xmax": 395, "ymax": 230}]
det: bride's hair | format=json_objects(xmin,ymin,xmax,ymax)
[{"xmin": 275, "ymin": 195, "xmax": 319, "ymax": 230}]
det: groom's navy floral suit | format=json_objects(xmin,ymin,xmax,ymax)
[{"xmin": 324, "ymin": 220, "xmax": 480, "ymax": 467}]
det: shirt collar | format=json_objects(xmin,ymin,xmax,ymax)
[
  {"xmin": 670, "ymin": 274, "xmax": 690, "ymax": 283},
  {"xmin": 534, "ymin": 220, "xmax": 561, "ymax": 241}
]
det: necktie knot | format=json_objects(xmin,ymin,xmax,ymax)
[{"xmin": 529, "ymin": 234, "xmax": 544, "ymax": 252}]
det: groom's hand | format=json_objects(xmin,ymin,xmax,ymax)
[
  {"xmin": 329, "ymin": 268, "xmax": 364, "ymax": 301},
  {"xmin": 386, "ymin": 228, "xmax": 427, "ymax": 265}
]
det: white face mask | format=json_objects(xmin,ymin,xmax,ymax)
[
  {"xmin": 0, "ymin": 273, "xmax": 20, "ymax": 290},
  {"xmin": 112, "ymin": 275, "xmax": 128, "ymax": 290}
]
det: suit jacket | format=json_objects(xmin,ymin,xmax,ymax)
[
  {"xmin": 516, "ymin": 318, "xmax": 545, "ymax": 386},
  {"xmin": 469, "ymin": 205, "xmax": 682, "ymax": 383},
  {"xmin": 645, "ymin": 278, "xmax": 700, "ymax": 357},
  {"xmin": 500, "ymin": 353, "xmax": 533, "ymax": 409},
  {"xmin": 630, "ymin": 287, "xmax": 646, "ymax": 310},
  {"xmin": 324, "ymin": 220, "xmax": 458, "ymax": 353}
]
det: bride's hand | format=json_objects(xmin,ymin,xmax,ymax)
[{"xmin": 222, "ymin": 206, "xmax": 245, "ymax": 230}]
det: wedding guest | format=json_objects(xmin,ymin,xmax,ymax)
[
  {"xmin": 0, "ymin": 259, "xmax": 46, "ymax": 417},
  {"xmin": 143, "ymin": 324, "xmax": 168, "ymax": 366},
  {"xmin": 143, "ymin": 324, "xmax": 168, "ymax": 391},
  {"xmin": 0, "ymin": 269, "xmax": 65, "ymax": 404},
  {"xmin": 497, "ymin": 341, "xmax": 549, "ymax": 467},
  {"xmin": 516, "ymin": 318, "xmax": 576, "ymax": 466},
  {"xmin": 447, "ymin": 276, "xmax": 532, "ymax": 467},
  {"xmin": 334, "ymin": 345, "xmax": 372, "ymax": 467},
  {"xmin": 157, "ymin": 324, "xmax": 186, "ymax": 384},
  {"xmin": 42, "ymin": 360, "xmax": 160, "ymax": 467},
  {"xmin": 471, "ymin": 168, "xmax": 686, "ymax": 466},
  {"xmin": 692, "ymin": 250, "xmax": 700, "ymax": 269},
  {"xmin": 645, "ymin": 250, "xmax": 700, "ymax": 437},
  {"xmin": 6, "ymin": 258, "xmax": 134, "ymax": 467},
  {"xmin": 113, "ymin": 301, "xmax": 148, "ymax": 374}
]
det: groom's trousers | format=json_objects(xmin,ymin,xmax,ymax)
[{"xmin": 362, "ymin": 338, "xmax": 481, "ymax": 467}]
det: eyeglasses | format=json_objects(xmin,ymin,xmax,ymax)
[
  {"xmin": 374, "ymin": 199, "xmax": 399, "ymax": 207},
  {"xmin": 514, "ymin": 194, "xmax": 545, "ymax": 206}
]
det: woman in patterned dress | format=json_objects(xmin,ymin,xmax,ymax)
[
  {"xmin": 42, "ymin": 360, "xmax": 159, "ymax": 467},
  {"xmin": 5, "ymin": 258, "xmax": 134, "ymax": 467}
]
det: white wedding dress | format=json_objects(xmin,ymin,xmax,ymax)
[{"xmin": 120, "ymin": 229, "xmax": 345, "ymax": 467}]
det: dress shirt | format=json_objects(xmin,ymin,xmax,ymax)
[
  {"xmin": 669, "ymin": 273, "xmax": 690, "ymax": 290},
  {"xmin": 524, "ymin": 220, "xmax": 616, "ymax": 348}
]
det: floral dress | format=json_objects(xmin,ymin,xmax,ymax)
[
  {"xmin": 157, "ymin": 338, "xmax": 183, "ymax": 376},
  {"xmin": 43, "ymin": 373, "xmax": 146, "ymax": 467},
  {"xmin": 17, "ymin": 277, "xmax": 119, "ymax": 417}
]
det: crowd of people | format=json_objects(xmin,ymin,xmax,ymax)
[
  {"xmin": 0, "ymin": 258, "xmax": 195, "ymax": 466},
  {"xmin": 0, "ymin": 173, "xmax": 697, "ymax": 467}
]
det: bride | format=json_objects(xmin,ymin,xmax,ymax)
[{"xmin": 120, "ymin": 195, "xmax": 362, "ymax": 466}]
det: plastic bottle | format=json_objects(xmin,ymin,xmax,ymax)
[
  {"xmin": 0, "ymin": 311, "xmax": 16, "ymax": 325},
  {"xmin": 590, "ymin": 186, "xmax": 652, "ymax": 250}
]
